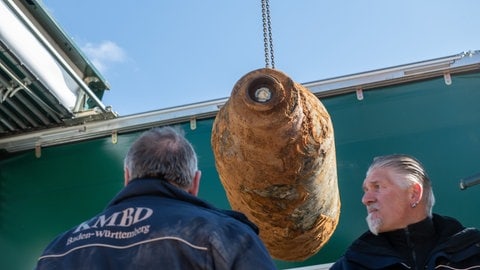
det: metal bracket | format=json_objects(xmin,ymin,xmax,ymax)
[
  {"xmin": 111, "ymin": 131, "xmax": 118, "ymax": 144},
  {"xmin": 356, "ymin": 88, "xmax": 364, "ymax": 101},
  {"xmin": 35, "ymin": 142, "xmax": 41, "ymax": 158},
  {"xmin": 190, "ymin": 118, "xmax": 197, "ymax": 130},
  {"xmin": 444, "ymin": 72, "xmax": 452, "ymax": 85}
]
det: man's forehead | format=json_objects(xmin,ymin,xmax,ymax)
[
  {"xmin": 363, "ymin": 178, "xmax": 388, "ymax": 185},
  {"xmin": 363, "ymin": 169, "xmax": 393, "ymax": 185}
]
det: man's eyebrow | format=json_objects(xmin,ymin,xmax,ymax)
[{"xmin": 363, "ymin": 180, "xmax": 379, "ymax": 190}]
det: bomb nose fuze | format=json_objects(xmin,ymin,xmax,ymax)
[{"xmin": 211, "ymin": 68, "xmax": 340, "ymax": 261}]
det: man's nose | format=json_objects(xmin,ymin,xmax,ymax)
[{"xmin": 362, "ymin": 191, "xmax": 375, "ymax": 206}]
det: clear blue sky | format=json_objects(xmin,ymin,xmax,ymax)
[{"xmin": 41, "ymin": 0, "xmax": 480, "ymax": 116}]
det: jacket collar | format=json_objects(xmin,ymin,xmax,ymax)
[
  {"xmin": 107, "ymin": 178, "xmax": 260, "ymax": 234},
  {"xmin": 346, "ymin": 214, "xmax": 480, "ymax": 268}
]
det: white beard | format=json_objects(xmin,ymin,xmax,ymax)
[{"xmin": 366, "ymin": 213, "xmax": 382, "ymax": 235}]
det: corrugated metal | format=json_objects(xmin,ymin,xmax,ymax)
[{"xmin": 0, "ymin": 0, "xmax": 115, "ymax": 138}]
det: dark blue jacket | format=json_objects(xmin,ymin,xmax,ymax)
[
  {"xmin": 331, "ymin": 214, "xmax": 480, "ymax": 269},
  {"xmin": 36, "ymin": 178, "xmax": 276, "ymax": 270}
]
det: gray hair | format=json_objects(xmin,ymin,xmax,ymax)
[
  {"xmin": 366, "ymin": 154, "xmax": 435, "ymax": 217},
  {"xmin": 124, "ymin": 126, "xmax": 198, "ymax": 188}
]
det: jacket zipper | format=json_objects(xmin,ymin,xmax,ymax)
[{"xmin": 405, "ymin": 228, "xmax": 418, "ymax": 270}]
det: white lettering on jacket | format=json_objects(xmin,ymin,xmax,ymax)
[{"xmin": 73, "ymin": 207, "xmax": 153, "ymax": 233}]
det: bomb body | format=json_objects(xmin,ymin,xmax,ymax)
[{"xmin": 211, "ymin": 68, "xmax": 340, "ymax": 261}]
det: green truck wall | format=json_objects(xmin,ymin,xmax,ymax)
[{"xmin": 1, "ymin": 72, "xmax": 480, "ymax": 269}]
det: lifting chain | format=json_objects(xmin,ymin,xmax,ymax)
[{"xmin": 261, "ymin": 0, "xmax": 275, "ymax": 69}]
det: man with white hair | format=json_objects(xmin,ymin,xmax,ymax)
[{"xmin": 331, "ymin": 154, "xmax": 480, "ymax": 269}]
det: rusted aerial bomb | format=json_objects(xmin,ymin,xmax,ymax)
[{"xmin": 211, "ymin": 68, "xmax": 340, "ymax": 261}]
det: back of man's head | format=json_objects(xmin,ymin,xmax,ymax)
[{"xmin": 124, "ymin": 126, "xmax": 198, "ymax": 189}]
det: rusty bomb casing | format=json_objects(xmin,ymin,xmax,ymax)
[{"xmin": 211, "ymin": 68, "xmax": 340, "ymax": 261}]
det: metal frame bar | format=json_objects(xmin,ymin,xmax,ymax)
[
  {"xmin": 1, "ymin": 51, "xmax": 479, "ymax": 153},
  {"xmin": 3, "ymin": 0, "xmax": 108, "ymax": 113}
]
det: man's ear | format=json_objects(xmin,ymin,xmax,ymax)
[
  {"xmin": 124, "ymin": 167, "xmax": 130, "ymax": 187},
  {"xmin": 410, "ymin": 182, "xmax": 423, "ymax": 204},
  {"xmin": 187, "ymin": 170, "xmax": 201, "ymax": 196}
]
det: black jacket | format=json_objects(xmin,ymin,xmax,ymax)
[
  {"xmin": 331, "ymin": 214, "xmax": 480, "ymax": 269},
  {"xmin": 36, "ymin": 178, "xmax": 276, "ymax": 270}
]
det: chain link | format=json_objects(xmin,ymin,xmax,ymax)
[{"xmin": 261, "ymin": 0, "xmax": 275, "ymax": 68}]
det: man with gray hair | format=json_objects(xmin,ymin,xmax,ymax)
[
  {"xmin": 331, "ymin": 154, "xmax": 480, "ymax": 269},
  {"xmin": 36, "ymin": 126, "xmax": 276, "ymax": 269}
]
